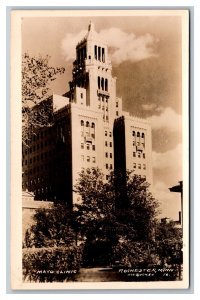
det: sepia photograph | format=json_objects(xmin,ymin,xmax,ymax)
[{"xmin": 10, "ymin": 9, "xmax": 189, "ymax": 289}]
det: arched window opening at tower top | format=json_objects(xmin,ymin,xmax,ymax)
[
  {"xmin": 98, "ymin": 46, "xmax": 101, "ymax": 61},
  {"xmin": 98, "ymin": 76, "xmax": 100, "ymax": 89},
  {"xmin": 102, "ymin": 48, "xmax": 105, "ymax": 62},
  {"xmin": 105, "ymin": 78, "xmax": 108, "ymax": 91},
  {"xmin": 101, "ymin": 78, "xmax": 104, "ymax": 90},
  {"xmin": 94, "ymin": 45, "xmax": 97, "ymax": 60}
]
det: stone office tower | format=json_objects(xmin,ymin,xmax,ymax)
[{"xmin": 22, "ymin": 22, "xmax": 153, "ymax": 207}]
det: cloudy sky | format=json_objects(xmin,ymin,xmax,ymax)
[{"xmin": 22, "ymin": 14, "xmax": 184, "ymax": 219}]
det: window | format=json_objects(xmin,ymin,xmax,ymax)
[
  {"xmin": 101, "ymin": 77, "xmax": 104, "ymax": 90},
  {"xmin": 105, "ymin": 141, "xmax": 108, "ymax": 146},
  {"xmin": 25, "ymin": 160, "xmax": 27, "ymax": 165},
  {"xmin": 138, "ymin": 164, "xmax": 141, "ymax": 169},
  {"xmin": 92, "ymin": 145, "xmax": 95, "ymax": 151},
  {"xmin": 91, "ymin": 133, "xmax": 95, "ymax": 139},
  {"xmin": 92, "ymin": 157, "xmax": 96, "ymax": 163},
  {"xmin": 133, "ymin": 141, "xmax": 135, "ymax": 146},
  {"xmin": 91, "ymin": 122, "xmax": 95, "ymax": 128},
  {"xmin": 105, "ymin": 78, "xmax": 108, "ymax": 91},
  {"xmin": 106, "ymin": 116, "xmax": 108, "ymax": 121},
  {"xmin": 98, "ymin": 76, "xmax": 100, "ymax": 89},
  {"xmin": 106, "ymin": 175, "xmax": 109, "ymax": 180},
  {"xmin": 98, "ymin": 46, "xmax": 101, "ymax": 61},
  {"xmin": 80, "ymin": 93, "xmax": 83, "ymax": 99},
  {"xmin": 87, "ymin": 144, "xmax": 90, "ymax": 150},
  {"xmin": 116, "ymin": 111, "xmax": 119, "ymax": 116},
  {"xmin": 110, "ymin": 142, "xmax": 112, "ymax": 147},
  {"xmin": 132, "ymin": 131, "xmax": 135, "ymax": 136},
  {"xmin": 81, "ymin": 143, "xmax": 84, "ymax": 149},
  {"xmin": 116, "ymin": 102, "xmax": 118, "ymax": 108},
  {"xmin": 142, "ymin": 133, "xmax": 145, "ymax": 138},
  {"xmin": 143, "ymin": 164, "xmax": 146, "ymax": 170},
  {"xmin": 138, "ymin": 153, "xmax": 141, "ymax": 158},
  {"xmin": 105, "ymin": 131, "xmax": 107, "ymax": 136},
  {"xmin": 94, "ymin": 45, "xmax": 97, "ymax": 59},
  {"xmin": 133, "ymin": 163, "xmax": 136, "ymax": 168},
  {"xmin": 87, "ymin": 156, "xmax": 90, "ymax": 162},
  {"xmin": 109, "ymin": 132, "xmax": 112, "ymax": 137},
  {"xmin": 110, "ymin": 164, "xmax": 112, "ymax": 169},
  {"xmin": 110, "ymin": 153, "xmax": 112, "ymax": 158},
  {"xmin": 143, "ymin": 153, "xmax": 146, "ymax": 159},
  {"xmin": 86, "ymin": 121, "xmax": 89, "ymax": 127},
  {"xmin": 137, "ymin": 132, "xmax": 140, "ymax": 137},
  {"xmin": 106, "ymin": 164, "xmax": 108, "ymax": 169},
  {"xmin": 137, "ymin": 142, "xmax": 140, "ymax": 146},
  {"xmin": 133, "ymin": 152, "xmax": 136, "ymax": 157},
  {"xmin": 105, "ymin": 152, "xmax": 108, "ymax": 158},
  {"xmin": 30, "ymin": 158, "xmax": 32, "ymax": 164},
  {"xmin": 102, "ymin": 47, "xmax": 105, "ymax": 62}
]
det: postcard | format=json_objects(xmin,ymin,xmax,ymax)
[{"xmin": 10, "ymin": 9, "xmax": 189, "ymax": 290}]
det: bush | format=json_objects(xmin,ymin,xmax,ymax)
[{"xmin": 23, "ymin": 245, "xmax": 83, "ymax": 282}]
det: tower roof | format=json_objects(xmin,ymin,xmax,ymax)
[{"xmin": 77, "ymin": 21, "xmax": 105, "ymax": 46}]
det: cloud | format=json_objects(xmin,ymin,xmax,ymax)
[
  {"xmin": 61, "ymin": 29, "xmax": 87, "ymax": 62},
  {"xmin": 153, "ymin": 181, "xmax": 181, "ymax": 220},
  {"xmin": 152, "ymin": 144, "xmax": 182, "ymax": 171},
  {"xmin": 141, "ymin": 104, "xmax": 162, "ymax": 111},
  {"xmin": 146, "ymin": 107, "xmax": 182, "ymax": 132},
  {"xmin": 61, "ymin": 27, "xmax": 159, "ymax": 64}
]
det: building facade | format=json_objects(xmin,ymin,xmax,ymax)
[{"xmin": 22, "ymin": 22, "xmax": 153, "ymax": 207}]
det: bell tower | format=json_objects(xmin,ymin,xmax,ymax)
[{"xmin": 68, "ymin": 21, "xmax": 116, "ymax": 122}]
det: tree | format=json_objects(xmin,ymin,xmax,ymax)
[
  {"xmin": 22, "ymin": 53, "xmax": 65, "ymax": 145},
  {"xmin": 74, "ymin": 167, "xmax": 160, "ymax": 266},
  {"xmin": 26, "ymin": 204, "xmax": 76, "ymax": 248},
  {"xmin": 155, "ymin": 220, "xmax": 183, "ymax": 266}
]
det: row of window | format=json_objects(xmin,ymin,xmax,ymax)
[
  {"xmin": 98, "ymin": 77, "xmax": 108, "ymax": 91},
  {"xmin": 133, "ymin": 142, "xmax": 145, "ymax": 147},
  {"xmin": 133, "ymin": 131, "xmax": 145, "ymax": 138},
  {"xmin": 133, "ymin": 152, "xmax": 146, "ymax": 158},
  {"xmin": 105, "ymin": 152, "xmax": 112, "ymax": 158},
  {"xmin": 81, "ymin": 143, "xmax": 95, "ymax": 150},
  {"xmin": 77, "ymin": 46, "xmax": 86, "ymax": 64},
  {"xmin": 103, "ymin": 115, "xmax": 109, "ymax": 122},
  {"xmin": 24, "ymin": 140, "xmax": 52, "ymax": 155},
  {"xmin": 105, "ymin": 131, "xmax": 112, "ymax": 137},
  {"xmin": 81, "ymin": 155, "xmax": 96, "ymax": 163},
  {"xmin": 80, "ymin": 120, "xmax": 95, "ymax": 128},
  {"xmin": 98, "ymin": 95, "xmax": 109, "ymax": 102},
  {"xmin": 105, "ymin": 141, "xmax": 112, "ymax": 147},
  {"xmin": 23, "ymin": 151, "xmax": 53, "ymax": 165},
  {"xmin": 94, "ymin": 46, "xmax": 105, "ymax": 62},
  {"xmin": 106, "ymin": 163, "xmax": 113, "ymax": 170},
  {"xmin": 133, "ymin": 163, "xmax": 146, "ymax": 170},
  {"xmin": 25, "ymin": 129, "xmax": 51, "ymax": 144},
  {"xmin": 26, "ymin": 164, "xmax": 50, "ymax": 175},
  {"xmin": 99, "ymin": 105, "xmax": 108, "ymax": 111}
]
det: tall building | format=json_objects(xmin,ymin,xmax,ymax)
[{"xmin": 22, "ymin": 22, "xmax": 153, "ymax": 207}]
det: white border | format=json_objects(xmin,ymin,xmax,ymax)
[{"xmin": 1, "ymin": 0, "xmax": 199, "ymax": 298}]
